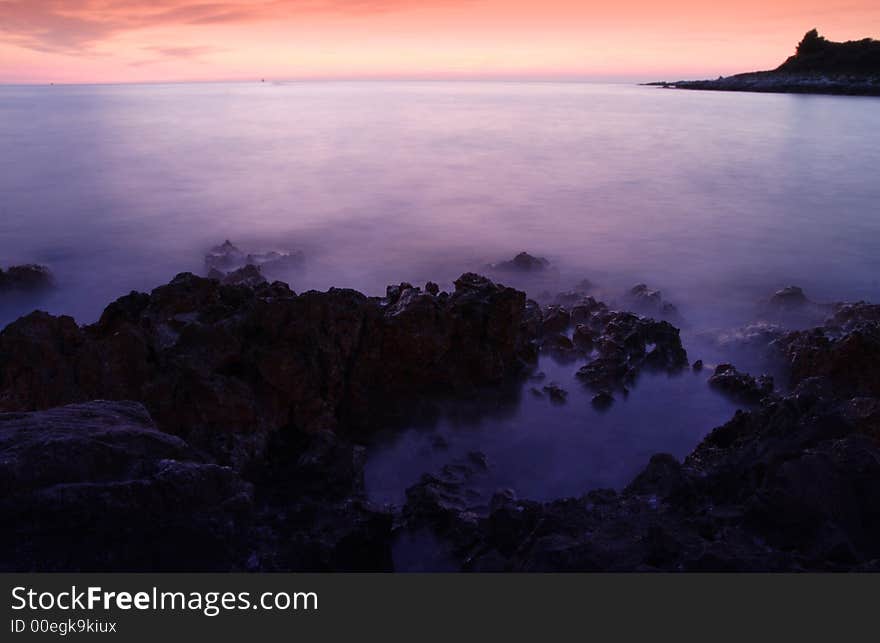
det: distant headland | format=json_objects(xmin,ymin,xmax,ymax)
[{"xmin": 647, "ymin": 29, "xmax": 880, "ymax": 96}]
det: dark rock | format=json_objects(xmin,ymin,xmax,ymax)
[
  {"xmin": 768, "ymin": 286, "xmax": 809, "ymax": 310},
  {"xmin": 777, "ymin": 303, "xmax": 880, "ymax": 397},
  {"xmin": 651, "ymin": 31, "xmax": 880, "ymax": 97},
  {"xmin": 492, "ymin": 252, "xmax": 549, "ymax": 272},
  {"xmin": 542, "ymin": 333, "xmax": 574, "ymax": 355},
  {"xmin": 542, "ymin": 383, "xmax": 568, "ymax": 404},
  {"xmin": 575, "ymin": 311, "xmax": 687, "ymax": 391},
  {"xmin": 0, "ymin": 271, "xmax": 537, "ymax": 469},
  {"xmin": 425, "ymin": 281, "xmax": 440, "ymax": 296},
  {"xmin": 542, "ymin": 305, "xmax": 570, "ymax": 334},
  {"xmin": 221, "ymin": 264, "xmax": 267, "ymax": 287},
  {"xmin": 0, "ymin": 401, "xmax": 253, "ymax": 571},
  {"xmin": 708, "ymin": 363, "xmax": 775, "ymax": 403},
  {"xmin": 205, "ymin": 240, "xmax": 245, "ymax": 272},
  {"xmin": 205, "ymin": 241, "xmax": 304, "ymax": 280},
  {"xmin": 692, "ymin": 359, "xmax": 703, "ymax": 371},
  {"xmin": 572, "ymin": 324, "xmax": 595, "ymax": 351},
  {"xmin": 0, "ymin": 264, "xmax": 54, "ymax": 292},
  {"xmin": 591, "ymin": 391, "xmax": 614, "ymax": 409},
  {"xmin": 625, "ymin": 284, "xmax": 679, "ymax": 319}
]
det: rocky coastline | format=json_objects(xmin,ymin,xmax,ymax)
[
  {"xmin": 647, "ymin": 30, "xmax": 880, "ymax": 97},
  {"xmin": 1, "ymin": 263, "xmax": 878, "ymax": 571}
]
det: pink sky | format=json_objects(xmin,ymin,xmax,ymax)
[{"xmin": 1, "ymin": 1, "xmax": 878, "ymax": 83}]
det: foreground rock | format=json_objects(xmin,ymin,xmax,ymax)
[
  {"xmin": 0, "ymin": 272, "xmax": 536, "ymax": 469},
  {"xmin": 3, "ymin": 267, "xmax": 878, "ymax": 572},
  {"xmin": 0, "ymin": 401, "xmax": 252, "ymax": 571},
  {"xmin": 0, "ymin": 401, "xmax": 394, "ymax": 572},
  {"xmin": 0, "ymin": 264, "xmax": 53, "ymax": 292}
]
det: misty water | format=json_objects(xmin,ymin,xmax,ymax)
[{"xmin": 2, "ymin": 81, "xmax": 879, "ymax": 513}]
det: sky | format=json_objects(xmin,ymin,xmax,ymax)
[{"xmin": 1, "ymin": 1, "xmax": 878, "ymax": 83}]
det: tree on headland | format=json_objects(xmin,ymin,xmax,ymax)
[{"xmin": 796, "ymin": 29, "xmax": 828, "ymax": 56}]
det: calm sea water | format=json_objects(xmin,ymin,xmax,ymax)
[{"xmin": 2, "ymin": 81, "xmax": 879, "ymax": 506}]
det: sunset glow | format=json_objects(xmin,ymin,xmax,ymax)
[{"xmin": 1, "ymin": 1, "xmax": 879, "ymax": 83}]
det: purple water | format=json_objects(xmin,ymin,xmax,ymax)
[{"xmin": 2, "ymin": 81, "xmax": 879, "ymax": 500}]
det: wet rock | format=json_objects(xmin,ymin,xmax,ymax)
[
  {"xmin": 570, "ymin": 297, "xmax": 605, "ymax": 324},
  {"xmin": 400, "ymin": 452, "xmax": 491, "ymax": 554},
  {"xmin": 708, "ymin": 363, "xmax": 774, "ymax": 403},
  {"xmin": 692, "ymin": 359, "xmax": 704, "ymax": 371},
  {"xmin": 572, "ymin": 324, "xmax": 595, "ymax": 351},
  {"xmin": 575, "ymin": 311, "xmax": 687, "ymax": 391},
  {"xmin": 542, "ymin": 333, "xmax": 574, "ymax": 355},
  {"xmin": 625, "ymin": 284, "xmax": 679, "ymax": 319},
  {"xmin": 768, "ymin": 286, "xmax": 809, "ymax": 310},
  {"xmin": 0, "ymin": 271, "xmax": 537, "ymax": 469},
  {"xmin": 204, "ymin": 240, "xmax": 303, "ymax": 278},
  {"xmin": 205, "ymin": 240, "xmax": 246, "ymax": 272},
  {"xmin": 777, "ymin": 303, "xmax": 880, "ymax": 397},
  {"xmin": 542, "ymin": 382, "xmax": 568, "ymax": 404},
  {"xmin": 591, "ymin": 391, "xmax": 614, "ymax": 409},
  {"xmin": 411, "ymin": 376, "xmax": 880, "ymax": 571},
  {"xmin": 221, "ymin": 264, "xmax": 267, "ymax": 287},
  {"xmin": 491, "ymin": 252, "xmax": 549, "ymax": 272},
  {"xmin": 541, "ymin": 305, "xmax": 570, "ymax": 334},
  {"xmin": 0, "ymin": 264, "xmax": 53, "ymax": 292},
  {"xmin": 0, "ymin": 401, "xmax": 253, "ymax": 571}
]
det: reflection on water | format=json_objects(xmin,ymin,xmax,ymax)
[
  {"xmin": 365, "ymin": 355, "xmax": 743, "ymax": 505},
  {"xmin": 1, "ymin": 81, "xmax": 878, "ymax": 505}
]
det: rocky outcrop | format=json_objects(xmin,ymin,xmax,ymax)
[
  {"xmin": 648, "ymin": 30, "xmax": 880, "ymax": 96},
  {"xmin": 708, "ymin": 363, "xmax": 775, "ymax": 404},
  {"xmin": 624, "ymin": 284, "xmax": 679, "ymax": 319},
  {"xmin": 0, "ymin": 264, "xmax": 53, "ymax": 293},
  {"xmin": 204, "ymin": 240, "xmax": 304, "ymax": 280},
  {"xmin": 575, "ymin": 310, "xmax": 688, "ymax": 393},
  {"xmin": 777, "ymin": 302, "xmax": 880, "ymax": 397},
  {"xmin": 0, "ymin": 271, "xmax": 536, "ymax": 468},
  {"xmin": 490, "ymin": 252, "xmax": 549, "ymax": 272},
  {"xmin": 0, "ymin": 401, "xmax": 253, "ymax": 571}
]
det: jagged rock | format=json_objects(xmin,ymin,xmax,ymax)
[
  {"xmin": 491, "ymin": 252, "xmax": 549, "ymax": 272},
  {"xmin": 591, "ymin": 391, "xmax": 614, "ymax": 409},
  {"xmin": 0, "ymin": 264, "xmax": 53, "ymax": 292},
  {"xmin": 541, "ymin": 305, "xmax": 570, "ymax": 334},
  {"xmin": 542, "ymin": 383, "xmax": 568, "ymax": 404},
  {"xmin": 0, "ymin": 271, "xmax": 537, "ymax": 469},
  {"xmin": 542, "ymin": 333, "xmax": 574, "ymax": 354},
  {"xmin": 708, "ymin": 364, "xmax": 774, "ymax": 403},
  {"xmin": 570, "ymin": 297, "xmax": 605, "ymax": 324},
  {"xmin": 625, "ymin": 284, "xmax": 679, "ymax": 319},
  {"xmin": 221, "ymin": 264, "xmax": 267, "ymax": 287},
  {"xmin": 425, "ymin": 281, "xmax": 440, "ymax": 296},
  {"xmin": 572, "ymin": 324, "xmax": 595, "ymax": 351},
  {"xmin": 692, "ymin": 359, "xmax": 704, "ymax": 371},
  {"xmin": 777, "ymin": 303, "xmax": 880, "ymax": 397},
  {"xmin": 576, "ymin": 311, "xmax": 687, "ymax": 391},
  {"xmin": 0, "ymin": 401, "xmax": 253, "ymax": 571},
  {"xmin": 204, "ymin": 240, "xmax": 303, "ymax": 278}
]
